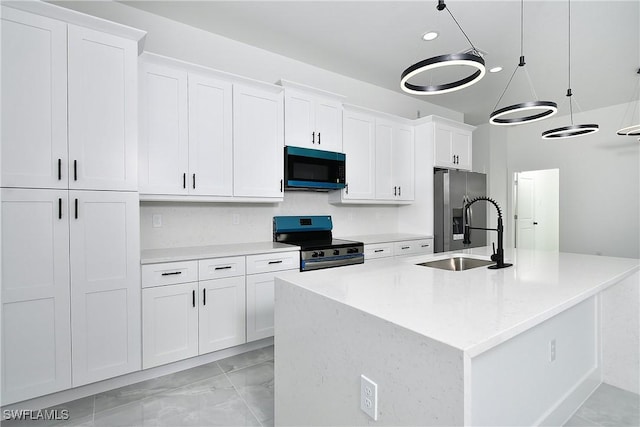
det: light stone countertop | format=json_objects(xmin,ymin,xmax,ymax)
[
  {"xmin": 338, "ymin": 233, "xmax": 433, "ymax": 244},
  {"xmin": 141, "ymin": 242, "xmax": 300, "ymax": 264},
  {"xmin": 276, "ymin": 247, "xmax": 639, "ymax": 357}
]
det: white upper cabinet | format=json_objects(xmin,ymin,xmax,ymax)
[
  {"xmin": 233, "ymin": 83, "xmax": 284, "ymax": 199},
  {"xmin": 331, "ymin": 106, "xmax": 415, "ymax": 204},
  {"xmin": 188, "ymin": 73, "xmax": 233, "ymax": 197},
  {"xmin": 138, "ymin": 61, "xmax": 189, "ymax": 195},
  {"xmin": 282, "ymin": 81, "xmax": 344, "ymax": 152},
  {"xmin": 138, "ymin": 56, "xmax": 233, "ymax": 198},
  {"xmin": 1, "ymin": 7, "xmax": 141, "ymax": 191},
  {"xmin": 67, "ymin": 25, "xmax": 138, "ymax": 191},
  {"xmin": 433, "ymin": 119, "xmax": 473, "ymax": 171},
  {"xmin": 1, "ymin": 8, "xmax": 68, "ymax": 189}
]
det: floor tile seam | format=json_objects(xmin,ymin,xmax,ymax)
[{"xmin": 221, "ymin": 369, "xmax": 263, "ymax": 426}]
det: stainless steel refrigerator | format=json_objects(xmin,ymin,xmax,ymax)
[{"xmin": 434, "ymin": 169, "xmax": 487, "ymax": 252}]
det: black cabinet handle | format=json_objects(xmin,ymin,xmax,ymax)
[
  {"xmin": 203, "ymin": 288, "xmax": 206, "ymax": 306},
  {"xmin": 345, "ymin": 183, "xmax": 349, "ymax": 194},
  {"xmin": 73, "ymin": 160, "xmax": 77, "ymax": 181},
  {"xmin": 74, "ymin": 198, "xmax": 78, "ymax": 219},
  {"xmin": 318, "ymin": 132, "xmax": 321, "ymax": 144},
  {"xmin": 268, "ymin": 260, "xmax": 283, "ymax": 264},
  {"xmin": 58, "ymin": 198, "xmax": 62, "ymax": 219},
  {"xmin": 193, "ymin": 173, "xmax": 196, "ymax": 189},
  {"xmin": 183, "ymin": 173, "xmax": 186, "ymax": 189},
  {"xmin": 280, "ymin": 179, "xmax": 283, "ymax": 192},
  {"xmin": 58, "ymin": 159, "xmax": 62, "ymax": 180},
  {"xmin": 394, "ymin": 186, "xmax": 397, "ymax": 196},
  {"xmin": 192, "ymin": 290, "xmax": 195, "ymax": 308},
  {"xmin": 533, "ymin": 222, "xmax": 539, "ymax": 225},
  {"xmin": 374, "ymin": 249, "xmax": 384, "ymax": 253},
  {"xmin": 421, "ymin": 244, "xmax": 430, "ymax": 248},
  {"xmin": 312, "ymin": 131, "xmax": 315, "ymax": 144},
  {"xmin": 401, "ymin": 246, "xmax": 410, "ymax": 250},
  {"xmin": 215, "ymin": 266, "xmax": 232, "ymax": 270},
  {"xmin": 161, "ymin": 271, "xmax": 182, "ymax": 276},
  {"xmin": 398, "ymin": 186, "xmax": 401, "ymax": 197}
]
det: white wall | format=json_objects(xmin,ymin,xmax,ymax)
[
  {"xmin": 52, "ymin": 0, "xmax": 464, "ymax": 249},
  {"xmin": 475, "ymin": 103, "xmax": 640, "ymax": 259}
]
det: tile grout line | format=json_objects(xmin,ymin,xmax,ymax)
[{"xmin": 216, "ymin": 360, "xmax": 265, "ymax": 427}]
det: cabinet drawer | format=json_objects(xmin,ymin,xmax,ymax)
[
  {"xmin": 413, "ymin": 239, "xmax": 434, "ymax": 255},
  {"xmin": 142, "ymin": 261, "xmax": 198, "ymax": 288},
  {"xmin": 199, "ymin": 256, "xmax": 245, "ymax": 280},
  {"xmin": 364, "ymin": 243, "xmax": 394, "ymax": 259},
  {"xmin": 394, "ymin": 239, "xmax": 434, "ymax": 257},
  {"xmin": 246, "ymin": 251, "xmax": 300, "ymax": 274}
]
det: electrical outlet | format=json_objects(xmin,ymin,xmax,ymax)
[
  {"xmin": 549, "ymin": 339, "xmax": 556, "ymax": 362},
  {"xmin": 360, "ymin": 374, "xmax": 378, "ymax": 421},
  {"xmin": 152, "ymin": 214, "xmax": 162, "ymax": 228},
  {"xmin": 232, "ymin": 214, "xmax": 240, "ymax": 225}
]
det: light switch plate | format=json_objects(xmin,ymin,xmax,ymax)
[{"xmin": 152, "ymin": 214, "xmax": 162, "ymax": 228}]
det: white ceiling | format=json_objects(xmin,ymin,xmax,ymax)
[{"xmin": 120, "ymin": 0, "xmax": 640, "ymax": 125}]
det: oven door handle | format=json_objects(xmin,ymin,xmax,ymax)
[{"xmin": 302, "ymin": 255, "xmax": 364, "ymax": 271}]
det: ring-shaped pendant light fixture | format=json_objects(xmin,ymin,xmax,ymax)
[
  {"xmin": 616, "ymin": 69, "xmax": 640, "ymax": 136},
  {"xmin": 542, "ymin": 0, "xmax": 599, "ymax": 139},
  {"xmin": 400, "ymin": 0, "xmax": 485, "ymax": 95},
  {"xmin": 489, "ymin": 0, "xmax": 557, "ymax": 125}
]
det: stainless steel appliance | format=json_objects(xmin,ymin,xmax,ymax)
[
  {"xmin": 273, "ymin": 215, "xmax": 364, "ymax": 271},
  {"xmin": 284, "ymin": 146, "xmax": 346, "ymax": 191},
  {"xmin": 434, "ymin": 169, "xmax": 487, "ymax": 252}
]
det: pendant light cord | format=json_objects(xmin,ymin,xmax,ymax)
[
  {"xmin": 441, "ymin": 3, "xmax": 480, "ymax": 56},
  {"xmin": 567, "ymin": 0, "xmax": 574, "ymax": 125}
]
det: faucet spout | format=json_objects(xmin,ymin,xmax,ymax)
[{"xmin": 463, "ymin": 197, "xmax": 513, "ymax": 269}]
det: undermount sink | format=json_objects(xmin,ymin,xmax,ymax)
[{"xmin": 416, "ymin": 256, "xmax": 495, "ymax": 271}]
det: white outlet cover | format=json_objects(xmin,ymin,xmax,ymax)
[
  {"xmin": 360, "ymin": 374, "xmax": 378, "ymax": 421},
  {"xmin": 152, "ymin": 214, "xmax": 162, "ymax": 228}
]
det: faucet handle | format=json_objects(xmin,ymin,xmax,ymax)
[{"xmin": 490, "ymin": 242, "xmax": 499, "ymax": 262}]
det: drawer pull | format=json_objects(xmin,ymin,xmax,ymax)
[
  {"xmin": 214, "ymin": 266, "xmax": 232, "ymax": 270},
  {"xmin": 161, "ymin": 271, "xmax": 182, "ymax": 276},
  {"xmin": 192, "ymin": 290, "xmax": 195, "ymax": 308},
  {"xmin": 268, "ymin": 260, "xmax": 283, "ymax": 264},
  {"xmin": 401, "ymin": 246, "xmax": 410, "ymax": 250},
  {"xmin": 374, "ymin": 249, "xmax": 384, "ymax": 253},
  {"xmin": 421, "ymin": 244, "xmax": 430, "ymax": 248},
  {"xmin": 203, "ymin": 288, "xmax": 206, "ymax": 306}
]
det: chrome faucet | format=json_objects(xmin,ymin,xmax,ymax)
[{"xmin": 463, "ymin": 196, "xmax": 513, "ymax": 269}]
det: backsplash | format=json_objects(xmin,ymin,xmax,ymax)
[{"xmin": 140, "ymin": 192, "xmax": 400, "ymax": 250}]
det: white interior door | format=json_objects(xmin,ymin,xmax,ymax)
[{"xmin": 516, "ymin": 174, "xmax": 535, "ymax": 249}]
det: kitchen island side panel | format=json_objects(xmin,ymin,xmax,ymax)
[{"xmin": 274, "ymin": 278, "xmax": 465, "ymax": 426}]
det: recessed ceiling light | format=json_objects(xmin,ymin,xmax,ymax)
[
  {"xmin": 422, "ymin": 31, "xmax": 439, "ymax": 41},
  {"xmin": 489, "ymin": 66, "xmax": 503, "ymax": 73}
]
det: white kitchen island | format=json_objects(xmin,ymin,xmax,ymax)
[{"xmin": 274, "ymin": 247, "xmax": 639, "ymax": 426}]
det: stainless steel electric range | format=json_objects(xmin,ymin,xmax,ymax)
[{"xmin": 273, "ymin": 215, "xmax": 364, "ymax": 271}]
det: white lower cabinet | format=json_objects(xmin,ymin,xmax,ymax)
[
  {"xmin": 142, "ymin": 256, "xmax": 248, "ymax": 369},
  {"xmin": 1, "ymin": 188, "xmax": 140, "ymax": 403},
  {"xmin": 364, "ymin": 238, "xmax": 434, "ymax": 262}
]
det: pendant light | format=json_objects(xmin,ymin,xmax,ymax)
[
  {"xmin": 489, "ymin": 0, "xmax": 557, "ymax": 125},
  {"xmin": 616, "ymin": 69, "xmax": 640, "ymax": 136},
  {"xmin": 400, "ymin": 0, "xmax": 485, "ymax": 95},
  {"xmin": 542, "ymin": 0, "xmax": 599, "ymax": 139}
]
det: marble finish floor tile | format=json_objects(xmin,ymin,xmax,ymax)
[
  {"xmin": 1, "ymin": 396, "xmax": 95, "ymax": 427},
  {"xmin": 225, "ymin": 361, "xmax": 274, "ymax": 423},
  {"xmin": 216, "ymin": 346, "xmax": 274, "ymax": 374},
  {"xmin": 574, "ymin": 383, "xmax": 640, "ymax": 427},
  {"xmin": 93, "ymin": 361, "xmax": 224, "ymax": 414},
  {"xmin": 564, "ymin": 413, "xmax": 600, "ymax": 426}
]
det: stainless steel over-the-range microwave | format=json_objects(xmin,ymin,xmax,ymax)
[{"xmin": 284, "ymin": 146, "xmax": 346, "ymax": 191}]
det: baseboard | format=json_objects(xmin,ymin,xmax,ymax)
[{"xmin": 1, "ymin": 337, "xmax": 273, "ymax": 411}]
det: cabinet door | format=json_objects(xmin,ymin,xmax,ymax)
[
  {"xmin": 199, "ymin": 277, "xmax": 246, "ymax": 354},
  {"xmin": 342, "ymin": 110, "xmax": 375, "ymax": 200},
  {"xmin": 434, "ymin": 124, "xmax": 455, "ymax": 168},
  {"xmin": 139, "ymin": 62, "xmax": 189, "ymax": 195},
  {"xmin": 233, "ymin": 85, "xmax": 284, "ymax": 198},
  {"xmin": 188, "ymin": 73, "xmax": 233, "ymax": 196},
  {"xmin": 394, "ymin": 124, "xmax": 415, "ymax": 200},
  {"xmin": 70, "ymin": 191, "xmax": 140, "ymax": 386},
  {"xmin": 142, "ymin": 282, "xmax": 199, "ymax": 369},
  {"xmin": 1, "ymin": 189, "xmax": 71, "ymax": 405},
  {"xmin": 315, "ymin": 97, "xmax": 343, "ymax": 152},
  {"xmin": 375, "ymin": 120, "xmax": 395, "ymax": 200},
  {"xmin": 1, "ymin": 7, "xmax": 68, "ymax": 189},
  {"xmin": 452, "ymin": 130, "xmax": 472, "ymax": 171},
  {"xmin": 284, "ymin": 89, "xmax": 315, "ymax": 149},
  {"xmin": 246, "ymin": 272, "xmax": 281, "ymax": 342},
  {"xmin": 67, "ymin": 25, "xmax": 138, "ymax": 191}
]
